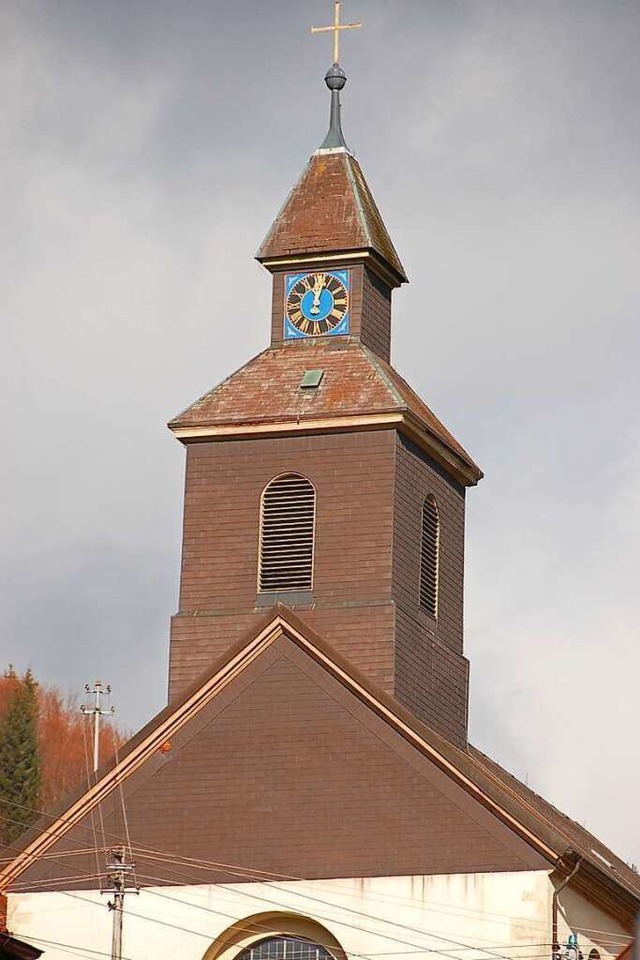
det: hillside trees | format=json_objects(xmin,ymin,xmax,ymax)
[
  {"xmin": 0, "ymin": 668, "xmax": 40, "ymax": 844},
  {"xmin": 0, "ymin": 669, "xmax": 127, "ymax": 847}
]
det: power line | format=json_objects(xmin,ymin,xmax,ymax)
[
  {"xmin": 3, "ymin": 846, "xmax": 630, "ymax": 960},
  {"xmin": 0, "ymin": 810, "xmax": 633, "ymax": 950},
  {"xmin": 0, "ymin": 803, "xmax": 633, "ymax": 953},
  {"xmin": 0, "ymin": 831, "xmax": 586, "ymax": 960},
  {"xmin": 20, "ymin": 933, "xmax": 134, "ymax": 960}
]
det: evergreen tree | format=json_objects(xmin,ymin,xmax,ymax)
[{"xmin": 0, "ymin": 668, "xmax": 42, "ymax": 846}]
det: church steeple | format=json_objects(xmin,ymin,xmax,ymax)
[
  {"xmin": 168, "ymin": 8, "xmax": 482, "ymax": 750},
  {"xmin": 256, "ymin": 34, "xmax": 407, "ymax": 360}
]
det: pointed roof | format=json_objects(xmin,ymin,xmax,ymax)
[
  {"xmin": 2, "ymin": 607, "xmax": 639, "ymax": 925},
  {"xmin": 256, "ymin": 151, "xmax": 407, "ymax": 285},
  {"xmin": 168, "ymin": 341, "xmax": 482, "ymax": 486}
]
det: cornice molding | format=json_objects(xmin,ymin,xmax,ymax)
[{"xmin": 169, "ymin": 411, "xmax": 481, "ymax": 487}]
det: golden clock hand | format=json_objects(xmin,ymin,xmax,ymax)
[{"xmin": 310, "ymin": 274, "xmax": 326, "ymax": 315}]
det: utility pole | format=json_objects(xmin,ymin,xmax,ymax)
[
  {"xmin": 105, "ymin": 846, "xmax": 136, "ymax": 960},
  {"xmin": 80, "ymin": 680, "xmax": 116, "ymax": 772},
  {"xmin": 80, "ymin": 683, "xmax": 136, "ymax": 960}
]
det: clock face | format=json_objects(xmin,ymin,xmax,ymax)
[{"xmin": 284, "ymin": 270, "xmax": 350, "ymax": 339}]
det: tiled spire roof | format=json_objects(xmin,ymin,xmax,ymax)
[{"xmin": 256, "ymin": 151, "xmax": 407, "ymax": 284}]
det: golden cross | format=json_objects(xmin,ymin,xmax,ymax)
[{"xmin": 311, "ymin": 0, "xmax": 362, "ymax": 65}]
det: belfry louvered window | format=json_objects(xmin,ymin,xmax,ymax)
[
  {"xmin": 259, "ymin": 473, "xmax": 316, "ymax": 592},
  {"xmin": 420, "ymin": 495, "xmax": 440, "ymax": 617}
]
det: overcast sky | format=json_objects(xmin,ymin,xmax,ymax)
[{"xmin": 2, "ymin": 0, "xmax": 639, "ymax": 868}]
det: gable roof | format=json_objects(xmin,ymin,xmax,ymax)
[
  {"xmin": 2, "ymin": 608, "xmax": 638, "ymax": 924},
  {"xmin": 168, "ymin": 342, "xmax": 483, "ymax": 486},
  {"xmin": 256, "ymin": 152, "xmax": 407, "ymax": 285}
]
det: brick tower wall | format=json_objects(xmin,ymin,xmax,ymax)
[
  {"xmin": 169, "ymin": 429, "xmax": 398, "ymax": 701},
  {"xmin": 391, "ymin": 434, "xmax": 469, "ymax": 746},
  {"xmin": 269, "ymin": 264, "xmax": 392, "ymax": 362},
  {"xmin": 170, "ymin": 427, "xmax": 471, "ymax": 746}
]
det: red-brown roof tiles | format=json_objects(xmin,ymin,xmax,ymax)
[
  {"xmin": 169, "ymin": 341, "xmax": 481, "ymax": 482},
  {"xmin": 256, "ymin": 151, "xmax": 407, "ymax": 283}
]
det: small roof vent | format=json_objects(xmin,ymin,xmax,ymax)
[{"xmin": 300, "ymin": 369, "xmax": 324, "ymax": 389}]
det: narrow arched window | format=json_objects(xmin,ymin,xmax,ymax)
[
  {"xmin": 259, "ymin": 473, "xmax": 315, "ymax": 592},
  {"xmin": 420, "ymin": 495, "xmax": 439, "ymax": 617}
]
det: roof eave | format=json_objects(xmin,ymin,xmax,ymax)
[
  {"xmin": 168, "ymin": 410, "xmax": 482, "ymax": 487},
  {"xmin": 256, "ymin": 246, "xmax": 407, "ymax": 288},
  {"xmin": 400, "ymin": 411, "xmax": 484, "ymax": 487},
  {"xmin": 553, "ymin": 853, "xmax": 640, "ymax": 928}
]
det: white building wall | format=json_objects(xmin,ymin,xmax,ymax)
[
  {"xmin": 556, "ymin": 885, "xmax": 630, "ymax": 960},
  {"xmin": 7, "ymin": 871, "xmax": 631, "ymax": 960}
]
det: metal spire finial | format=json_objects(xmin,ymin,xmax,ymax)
[{"xmin": 311, "ymin": 2, "xmax": 362, "ymax": 153}]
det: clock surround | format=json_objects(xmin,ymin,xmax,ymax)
[{"xmin": 284, "ymin": 269, "xmax": 350, "ymax": 340}]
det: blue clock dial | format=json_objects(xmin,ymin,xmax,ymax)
[
  {"xmin": 301, "ymin": 286, "xmax": 334, "ymax": 322},
  {"xmin": 284, "ymin": 270, "xmax": 350, "ymax": 339}
]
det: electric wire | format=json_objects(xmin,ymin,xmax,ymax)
[
  {"xmin": 5, "ymin": 853, "xmax": 630, "ymax": 960},
  {"xmin": 18, "ymin": 932, "xmax": 134, "ymax": 960},
  {"xmin": 0, "ymin": 808, "xmax": 633, "ymax": 951},
  {"xmin": 111, "ymin": 730, "xmax": 134, "ymax": 867},
  {"xmin": 81, "ymin": 711, "xmax": 104, "ymax": 888},
  {"xmin": 0, "ymin": 807, "xmax": 633, "ymax": 953},
  {"xmin": 1, "ymin": 830, "xmax": 585, "ymax": 960},
  {"xmin": 139, "ymin": 877, "xmax": 559, "ymax": 958},
  {"xmin": 128, "ymin": 846, "xmax": 635, "ymax": 948}
]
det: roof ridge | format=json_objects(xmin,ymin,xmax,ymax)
[
  {"xmin": 168, "ymin": 345, "xmax": 271, "ymax": 427},
  {"xmin": 468, "ymin": 745, "xmax": 640, "ymax": 896},
  {"xmin": 255, "ymin": 157, "xmax": 312, "ymax": 260},
  {"xmin": 343, "ymin": 152, "xmax": 372, "ymax": 249},
  {"xmin": 344, "ymin": 153, "xmax": 407, "ymax": 282},
  {"xmin": 374, "ymin": 355, "xmax": 483, "ymax": 479},
  {"xmin": 360, "ymin": 343, "xmax": 406, "ymax": 407}
]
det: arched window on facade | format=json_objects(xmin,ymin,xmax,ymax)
[
  {"xmin": 259, "ymin": 473, "xmax": 316, "ymax": 592},
  {"xmin": 419, "ymin": 494, "xmax": 440, "ymax": 617},
  {"xmin": 238, "ymin": 939, "xmax": 334, "ymax": 960}
]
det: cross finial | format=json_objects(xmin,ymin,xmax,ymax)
[{"xmin": 311, "ymin": 0, "xmax": 362, "ymax": 65}]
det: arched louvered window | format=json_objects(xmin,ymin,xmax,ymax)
[
  {"xmin": 259, "ymin": 473, "xmax": 316, "ymax": 592},
  {"xmin": 420, "ymin": 495, "xmax": 439, "ymax": 617}
]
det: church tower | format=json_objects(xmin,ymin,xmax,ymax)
[{"xmin": 168, "ymin": 48, "xmax": 482, "ymax": 749}]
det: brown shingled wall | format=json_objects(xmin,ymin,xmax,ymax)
[
  {"xmin": 351, "ymin": 266, "xmax": 392, "ymax": 361},
  {"xmin": 169, "ymin": 429, "xmax": 398, "ymax": 701},
  {"xmin": 393, "ymin": 434, "xmax": 466, "ymax": 656},
  {"xmin": 170, "ymin": 427, "xmax": 471, "ymax": 746},
  {"xmin": 391, "ymin": 434, "xmax": 469, "ymax": 746},
  {"xmin": 269, "ymin": 265, "xmax": 392, "ymax": 361}
]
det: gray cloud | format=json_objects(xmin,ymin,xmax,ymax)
[{"xmin": 2, "ymin": 0, "xmax": 639, "ymax": 866}]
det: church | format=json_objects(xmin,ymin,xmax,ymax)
[{"xmin": 1, "ymin": 7, "xmax": 638, "ymax": 960}]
